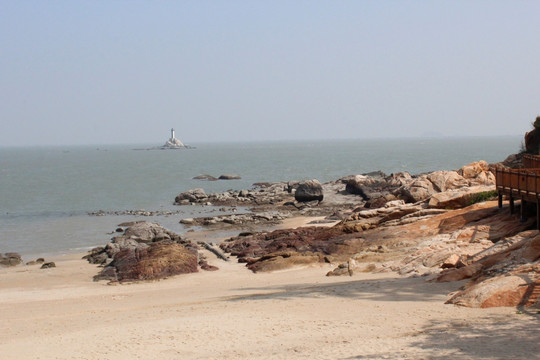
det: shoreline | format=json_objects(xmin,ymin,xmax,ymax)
[{"xmin": 1, "ymin": 242, "xmax": 536, "ymax": 359}]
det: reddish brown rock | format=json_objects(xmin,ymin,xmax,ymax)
[
  {"xmin": 221, "ymin": 226, "xmax": 365, "ymax": 272},
  {"xmin": 95, "ymin": 242, "xmax": 198, "ymax": 282}
]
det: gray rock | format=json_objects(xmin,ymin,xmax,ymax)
[
  {"xmin": 295, "ymin": 180, "xmax": 324, "ymax": 202},
  {"xmin": 0, "ymin": 253, "xmax": 22, "ymax": 267},
  {"xmin": 218, "ymin": 174, "xmax": 242, "ymax": 180},
  {"xmin": 175, "ymin": 188, "xmax": 207, "ymax": 204},
  {"xmin": 193, "ymin": 174, "xmax": 218, "ymax": 181}
]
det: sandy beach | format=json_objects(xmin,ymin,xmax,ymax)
[{"xmin": 1, "ymin": 246, "xmax": 538, "ymax": 360}]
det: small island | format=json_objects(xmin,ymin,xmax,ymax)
[
  {"xmin": 160, "ymin": 128, "xmax": 193, "ymax": 149},
  {"xmin": 135, "ymin": 128, "xmax": 194, "ymax": 150}
]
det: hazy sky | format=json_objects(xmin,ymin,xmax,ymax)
[{"xmin": 1, "ymin": 1, "xmax": 539, "ymax": 146}]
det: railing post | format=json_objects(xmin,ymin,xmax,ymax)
[
  {"xmin": 510, "ymin": 194, "xmax": 515, "ymax": 214},
  {"xmin": 521, "ymin": 196, "xmax": 527, "ymax": 222},
  {"xmin": 498, "ymin": 191, "xmax": 503, "ymax": 208}
]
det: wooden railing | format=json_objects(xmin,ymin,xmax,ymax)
[
  {"xmin": 523, "ymin": 154, "xmax": 540, "ymax": 168},
  {"xmin": 496, "ymin": 168, "xmax": 540, "ymax": 195}
]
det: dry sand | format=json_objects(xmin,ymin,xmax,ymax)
[
  {"xmin": 1, "ymin": 217, "xmax": 539, "ymax": 359},
  {"xmin": 1, "ymin": 250, "xmax": 539, "ymax": 360}
]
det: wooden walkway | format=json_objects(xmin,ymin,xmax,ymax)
[{"xmin": 496, "ymin": 154, "xmax": 540, "ymax": 226}]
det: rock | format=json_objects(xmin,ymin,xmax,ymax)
[
  {"xmin": 501, "ymin": 153, "xmax": 523, "ymax": 169},
  {"xmin": 221, "ymin": 226, "xmax": 365, "ymax": 272},
  {"xmin": 459, "ymin": 161, "xmax": 489, "ymax": 179},
  {"xmin": 428, "ymin": 185, "xmax": 496, "ymax": 209},
  {"xmin": 193, "ymin": 174, "xmax": 218, "ymax": 181},
  {"xmin": 295, "ymin": 180, "xmax": 324, "ymax": 202},
  {"xmin": 441, "ymin": 254, "xmax": 460, "ymax": 269},
  {"xmin": 364, "ymin": 196, "xmax": 388, "ymax": 209},
  {"xmin": 427, "ymin": 171, "xmax": 468, "ymax": 192},
  {"xmin": 94, "ymin": 242, "xmax": 198, "ymax": 282},
  {"xmin": 326, "ymin": 258, "xmax": 358, "ymax": 276},
  {"xmin": 123, "ymin": 221, "xmax": 179, "ymax": 243},
  {"xmin": 199, "ymin": 260, "xmax": 219, "ymax": 271},
  {"xmin": 175, "ymin": 188, "xmax": 207, "ymax": 204},
  {"xmin": 26, "ymin": 258, "xmax": 45, "ymax": 266},
  {"xmin": 218, "ymin": 174, "xmax": 242, "ymax": 180},
  {"xmin": 439, "ymin": 231, "xmax": 540, "ymax": 307},
  {"xmin": 345, "ymin": 175, "xmax": 373, "ymax": 199},
  {"xmin": 0, "ymin": 253, "xmax": 22, "ymax": 267},
  {"xmin": 399, "ymin": 175, "xmax": 436, "ymax": 203},
  {"xmin": 447, "ymin": 275, "xmax": 535, "ymax": 308},
  {"xmin": 40, "ymin": 262, "xmax": 56, "ymax": 269},
  {"xmin": 525, "ymin": 117, "xmax": 540, "ymax": 154},
  {"xmin": 386, "ymin": 172, "xmax": 413, "ymax": 187}
]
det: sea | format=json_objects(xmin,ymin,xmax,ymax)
[{"xmin": 0, "ymin": 136, "xmax": 522, "ymax": 259}]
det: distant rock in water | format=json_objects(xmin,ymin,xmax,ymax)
[
  {"xmin": 218, "ymin": 174, "xmax": 242, "ymax": 180},
  {"xmin": 193, "ymin": 174, "xmax": 218, "ymax": 181}
]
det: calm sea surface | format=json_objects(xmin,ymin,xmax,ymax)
[{"xmin": 0, "ymin": 137, "xmax": 521, "ymax": 257}]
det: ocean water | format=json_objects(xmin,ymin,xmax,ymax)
[{"xmin": 0, "ymin": 136, "xmax": 521, "ymax": 258}]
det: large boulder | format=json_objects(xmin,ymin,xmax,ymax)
[
  {"xmin": 295, "ymin": 180, "xmax": 324, "ymax": 202},
  {"xmin": 427, "ymin": 171, "xmax": 468, "ymax": 192},
  {"xmin": 386, "ymin": 172, "xmax": 413, "ymax": 187},
  {"xmin": 345, "ymin": 175, "xmax": 374, "ymax": 199},
  {"xmin": 428, "ymin": 185, "xmax": 496, "ymax": 209},
  {"xmin": 94, "ymin": 242, "xmax": 198, "ymax": 282},
  {"xmin": 399, "ymin": 175, "xmax": 437, "ymax": 203},
  {"xmin": 122, "ymin": 222, "xmax": 177, "ymax": 243},
  {"xmin": 174, "ymin": 188, "xmax": 207, "ymax": 204}
]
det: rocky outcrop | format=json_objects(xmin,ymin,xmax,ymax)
[
  {"xmin": 174, "ymin": 182, "xmax": 294, "ymax": 207},
  {"xmin": 180, "ymin": 211, "xmax": 290, "ymax": 228},
  {"xmin": 428, "ymin": 185, "xmax": 496, "ymax": 209},
  {"xmin": 85, "ymin": 221, "xmax": 219, "ymax": 282},
  {"xmin": 524, "ymin": 116, "xmax": 540, "ymax": 154},
  {"xmin": 438, "ymin": 231, "xmax": 540, "ymax": 308},
  {"xmin": 175, "ymin": 188, "xmax": 208, "ymax": 204},
  {"xmin": 220, "ymin": 226, "xmax": 364, "ymax": 272},
  {"xmin": 398, "ymin": 161, "xmax": 495, "ymax": 206},
  {"xmin": 345, "ymin": 175, "xmax": 373, "ymax": 199},
  {"xmin": 94, "ymin": 242, "xmax": 198, "ymax": 282},
  {"xmin": 295, "ymin": 180, "xmax": 324, "ymax": 202}
]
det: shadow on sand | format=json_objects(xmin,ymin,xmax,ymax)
[
  {"xmin": 344, "ymin": 313, "xmax": 540, "ymax": 360},
  {"xmin": 226, "ymin": 276, "xmax": 454, "ymax": 303},
  {"xmin": 225, "ymin": 276, "xmax": 540, "ymax": 359}
]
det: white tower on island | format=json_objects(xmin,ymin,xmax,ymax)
[{"xmin": 170, "ymin": 128, "xmax": 175, "ymax": 141}]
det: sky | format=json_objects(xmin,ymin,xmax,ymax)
[{"xmin": 1, "ymin": 1, "xmax": 539, "ymax": 146}]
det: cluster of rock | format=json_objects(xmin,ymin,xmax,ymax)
[
  {"xmin": 88, "ymin": 209, "xmax": 183, "ymax": 217},
  {"xmin": 180, "ymin": 211, "xmax": 290, "ymax": 228},
  {"xmin": 220, "ymin": 226, "xmax": 364, "ymax": 272},
  {"xmin": 1, "ymin": 253, "xmax": 54, "ymax": 269},
  {"xmin": 193, "ymin": 174, "xmax": 242, "ymax": 181},
  {"xmin": 440, "ymin": 230, "xmax": 540, "ymax": 308},
  {"xmin": 84, "ymin": 221, "xmax": 218, "ymax": 282},
  {"xmin": 174, "ymin": 183, "xmax": 293, "ymax": 206},
  {"xmin": 174, "ymin": 161, "xmax": 495, "ymax": 214},
  {"xmin": 0, "ymin": 252, "xmax": 22, "ymax": 267}
]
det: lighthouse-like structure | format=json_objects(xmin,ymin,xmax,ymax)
[{"xmin": 161, "ymin": 128, "xmax": 185, "ymax": 149}]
